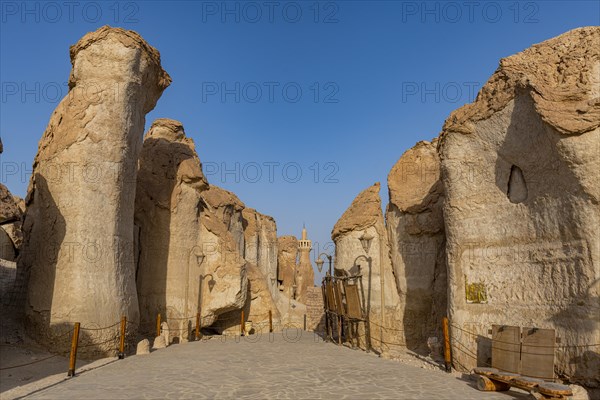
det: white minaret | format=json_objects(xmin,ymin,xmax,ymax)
[
  {"xmin": 298, "ymin": 224, "xmax": 312, "ymax": 262},
  {"xmin": 293, "ymin": 225, "xmax": 313, "ymax": 300}
]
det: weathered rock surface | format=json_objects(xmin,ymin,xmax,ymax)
[
  {"xmin": 0, "ymin": 228, "xmax": 16, "ymax": 261},
  {"xmin": 243, "ymin": 208, "xmax": 278, "ymax": 284},
  {"xmin": 0, "ymin": 184, "xmax": 22, "ymax": 261},
  {"xmin": 13, "ymin": 196, "xmax": 25, "ymax": 214},
  {"xmin": 0, "ymin": 185, "xmax": 20, "ymax": 225},
  {"xmin": 386, "ymin": 140, "xmax": 446, "ymax": 353},
  {"xmin": 239, "ymin": 263, "xmax": 282, "ymax": 333},
  {"xmin": 203, "ymin": 186, "xmax": 246, "ymax": 255},
  {"xmin": 136, "ymin": 339, "xmax": 150, "ymax": 355},
  {"xmin": 1, "ymin": 222, "xmax": 23, "ymax": 252},
  {"xmin": 152, "ymin": 335, "xmax": 166, "ymax": 350},
  {"xmin": 439, "ymin": 26, "xmax": 600, "ymax": 384},
  {"xmin": 135, "ymin": 119, "xmax": 250, "ymax": 337},
  {"xmin": 215, "ymin": 263, "xmax": 282, "ymax": 335},
  {"xmin": 277, "ymin": 236, "xmax": 298, "ymax": 299},
  {"xmin": 332, "ymin": 183, "xmax": 403, "ymax": 353},
  {"xmin": 19, "ymin": 26, "xmax": 170, "ymax": 354},
  {"xmin": 203, "ymin": 188, "xmax": 288, "ymax": 333}
]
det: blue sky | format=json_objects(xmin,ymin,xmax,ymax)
[{"xmin": 1, "ymin": 1, "xmax": 598, "ymax": 282}]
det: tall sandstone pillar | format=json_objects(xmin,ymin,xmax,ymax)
[
  {"xmin": 439, "ymin": 27, "xmax": 599, "ymax": 383},
  {"xmin": 19, "ymin": 27, "xmax": 170, "ymax": 353},
  {"xmin": 332, "ymin": 183, "xmax": 403, "ymax": 353},
  {"xmin": 386, "ymin": 139, "xmax": 446, "ymax": 354},
  {"xmin": 136, "ymin": 124, "xmax": 254, "ymax": 337}
]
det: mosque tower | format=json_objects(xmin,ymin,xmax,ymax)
[
  {"xmin": 298, "ymin": 224, "xmax": 312, "ymax": 267},
  {"xmin": 295, "ymin": 224, "xmax": 314, "ymax": 302}
]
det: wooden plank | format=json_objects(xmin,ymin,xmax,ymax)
[
  {"xmin": 344, "ymin": 282, "xmax": 362, "ymax": 319},
  {"xmin": 475, "ymin": 375, "xmax": 511, "ymax": 392},
  {"xmin": 521, "ymin": 327, "xmax": 555, "ymax": 380},
  {"xmin": 332, "ymin": 281, "xmax": 345, "ymax": 316},
  {"xmin": 491, "ymin": 325, "xmax": 520, "ymax": 374},
  {"xmin": 325, "ymin": 281, "xmax": 336, "ymax": 312}
]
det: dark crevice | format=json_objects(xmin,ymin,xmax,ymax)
[{"xmin": 507, "ymin": 165, "xmax": 527, "ymax": 203}]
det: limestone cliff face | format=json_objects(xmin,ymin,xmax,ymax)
[
  {"xmin": 0, "ymin": 185, "xmax": 22, "ymax": 262},
  {"xmin": 386, "ymin": 139, "xmax": 446, "ymax": 353},
  {"xmin": 277, "ymin": 236, "xmax": 298, "ymax": 299},
  {"xmin": 203, "ymin": 186, "xmax": 246, "ymax": 256},
  {"xmin": 242, "ymin": 208, "xmax": 278, "ymax": 283},
  {"xmin": 0, "ymin": 140, "xmax": 24, "ymax": 262},
  {"xmin": 439, "ymin": 26, "xmax": 599, "ymax": 383},
  {"xmin": 0, "ymin": 185, "xmax": 20, "ymax": 226},
  {"xmin": 275, "ymin": 234, "xmax": 314, "ymax": 304},
  {"xmin": 134, "ymin": 119, "xmax": 239, "ymax": 337},
  {"xmin": 332, "ymin": 183, "xmax": 403, "ymax": 352},
  {"xmin": 201, "ymin": 188, "xmax": 281, "ymax": 333},
  {"xmin": 1, "ymin": 123, "xmax": 24, "ymax": 304},
  {"xmin": 19, "ymin": 26, "xmax": 170, "ymax": 354},
  {"xmin": 0, "ymin": 180, "xmax": 21, "ymax": 304}
]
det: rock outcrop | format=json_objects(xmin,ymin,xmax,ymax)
[
  {"xmin": 277, "ymin": 236, "xmax": 298, "ymax": 299},
  {"xmin": 135, "ymin": 119, "xmax": 251, "ymax": 338},
  {"xmin": 0, "ymin": 143, "xmax": 22, "ymax": 305},
  {"xmin": 0, "ymin": 186, "xmax": 22, "ymax": 263},
  {"xmin": 386, "ymin": 139, "xmax": 446, "ymax": 353},
  {"xmin": 0, "ymin": 185, "xmax": 20, "ymax": 226},
  {"xmin": 275, "ymin": 229, "xmax": 315, "ymax": 303},
  {"xmin": 203, "ymin": 186, "xmax": 246, "ymax": 255},
  {"xmin": 202, "ymin": 188, "xmax": 285, "ymax": 333},
  {"xmin": 19, "ymin": 26, "xmax": 170, "ymax": 354},
  {"xmin": 135, "ymin": 118, "xmax": 210, "ymax": 335},
  {"xmin": 332, "ymin": 183, "xmax": 403, "ymax": 353},
  {"xmin": 242, "ymin": 208, "xmax": 278, "ymax": 284},
  {"xmin": 439, "ymin": 27, "xmax": 600, "ymax": 384}
]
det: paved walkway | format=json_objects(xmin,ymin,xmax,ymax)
[{"xmin": 26, "ymin": 330, "xmax": 528, "ymax": 399}]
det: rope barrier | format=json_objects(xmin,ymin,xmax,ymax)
[
  {"xmin": 78, "ymin": 335, "xmax": 120, "ymax": 349},
  {"xmin": 0, "ymin": 354, "xmax": 59, "ymax": 371},
  {"xmin": 450, "ymin": 323, "xmax": 600, "ymax": 351},
  {"xmin": 79, "ymin": 321, "xmax": 122, "ymax": 331},
  {"xmin": 369, "ymin": 320, "xmax": 405, "ymax": 332}
]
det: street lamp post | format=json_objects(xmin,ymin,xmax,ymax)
[
  {"xmin": 315, "ymin": 253, "xmax": 333, "ymax": 276},
  {"xmin": 353, "ymin": 253, "xmax": 372, "ymax": 353},
  {"xmin": 315, "ymin": 252, "xmax": 334, "ymax": 341},
  {"xmin": 185, "ymin": 247, "xmax": 206, "ymax": 323},
  {"xmin": 198, "ymin": 272, "xmax": 216, "ymax": 333},
  {"xmin": 357, "ymin": 230, "xmax": 385, "ymax": 355}
]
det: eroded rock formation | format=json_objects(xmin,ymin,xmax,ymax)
[
  {"xmin": 0, "ymin": 143, "xmax": 22, "ymax": 305},
  {"xmin": 439, "ymin": 26, "xmax": 599, "ymax": 383},
  {"xmin": 277, "ymin": 235, "xmax": 298, "ymax": 299},
  {"xmin": 386, "ymin": 139, "xmax": 446, "ymax": 353},
  {"xmin": 275, "ymin": 229, "xmax": 315, "ymax": 303},
  {"xmin": 0, "ymin": 185, "xmax": 21, "ymax": 263},
  {"xmin": 135, "ymin": 118, "xmax": 214, "ymax": 335},
  {"xmin": 332, "ymin": 183, "xmax": 403, "ymax": 353},
  {"xmin": 135, "ymin": 120, "xmax": 256, "ymax": 340},
  {"xmin": 242, "ymin": 208, "xmax": 278, "ymax": 285},
  {"xmin": 19, "ymin": 26, "xmax": 170, "ymax": 353}
]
